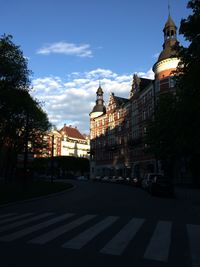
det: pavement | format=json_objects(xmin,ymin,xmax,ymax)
[
  {"xmin": 174, "ymin": 185, "xmax": 200, "ymax": 204},
  {"xmin": 0, "ymin": 179, "xmax": 199, "ymax": 267}
]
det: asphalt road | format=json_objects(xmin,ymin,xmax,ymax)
[{"xmin": 0, "ymin": 179, "xmax": 199, "ymax": 267}]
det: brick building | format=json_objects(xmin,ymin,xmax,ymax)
[{"xmin": 89, "ymin": 14, "xmax": 179, "ymax": 179}]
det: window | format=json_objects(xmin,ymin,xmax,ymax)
[
  {"xmin": 143, "ymin": 111, "xmax": 146, "ymax": 120},
  {"xmin": 170, "ymin": 77, "xmax": 175, "ymax": 88},
  {"xmin": 155, "ymin": 80, "xmax": 160, "ymax": 93}
]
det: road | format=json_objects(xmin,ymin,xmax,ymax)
[{"xmin": 0, "ymin": 179, "xmax": 199, "ymax": 267}]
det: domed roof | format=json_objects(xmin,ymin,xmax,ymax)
[
  {"xmin": 158, "ymin": 40, "xmax": 178, "ymax": 61},
  {"xmin": 92, "ymin": 104, "xmax": 106, "ymax": 113}
]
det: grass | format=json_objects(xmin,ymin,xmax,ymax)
[{"xmin": 0, "ymin": 180, "xmax": 73, "ymax": 205}]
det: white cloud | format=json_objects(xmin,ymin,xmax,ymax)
[
  {"xmin": 85, "ymin": 68, "xmax": 118, "ymax": 79},
  {"xmin": 31, "ymin": 68, "xmax": 153, "ymax": 134},
  {"xmin": 136, "ymin": 68, "xmax": 154, "ymax": 79},
  {"xmin": 37, "ymin": 42, "xmax": 93, "ymax": 58}
]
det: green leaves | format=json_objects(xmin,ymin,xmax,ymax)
[
  {"xmin": 0, "ymin": 34, "xmax": 30, "ymax": 90},
  {"xmin": 0, "ymin": 34, "xmax": 50, "ymax": 177},
  {"xmin": 147, "ymin": 0, "xmax": 200, "ymax": 182}
]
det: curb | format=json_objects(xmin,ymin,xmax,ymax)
[{"xmin": 0, "ymin": 183, "xmax": 76, "ymax": 209}]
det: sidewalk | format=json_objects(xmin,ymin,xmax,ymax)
[{"xmin": 174, "ymin": 186, "xmax": 200, "ymax": 204}]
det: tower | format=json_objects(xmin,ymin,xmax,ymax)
[
  {"xmin": 153, "ymin": 14, "xmax": 179, "ymax": 81},
  {"xmin": 90, "ymin": 84, "xmax": 106, "ymax": 119}
]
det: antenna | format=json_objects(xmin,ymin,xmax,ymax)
[{"xmin": 168, "ymin": 0, "xmax": 171, "ymax": 16}]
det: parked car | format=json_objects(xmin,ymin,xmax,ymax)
[
  {"xmin": 125, "ymin": 177, "xmax": 131, "ymax": 184},
  {"xmin": 131, "ymin": 177, "xmax": 142, "ymax": 187},
  {"xmin": 110, "ymin": 176, "xmax": 117, "ymax": 183},
  {"xmin": 149, "ymin": 176, "xmax": 174, "ymax": 197},
  {"xmin": 115, "ymin": 176, "xmax": 124, "ymax": 183},
  {"xmin": 94, "ymin": 176, "xmax": 101, "ymax": 181},
  {"xmin": 102, "ymin": 176, "xmax": 110, "ymax": 182},
  {"xmin": 77, "ymin": 176, "xmax": 88, "ymax": 181},
  {"xmin": 142, "ymin": 173, "xmax": 164, "ymax": 191}
]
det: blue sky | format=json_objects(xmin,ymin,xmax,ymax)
[{"xmin": 1, "ymin": 0, "xmax": 190, "ymax": 133}]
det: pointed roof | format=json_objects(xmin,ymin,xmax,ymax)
[
  {"xmin": 130, "ymin": 75, "xmax": 153, "ymax": 96},
  {"xmin": 108, "ymin": 92, "xmax": 129, "ymax": 107},
  {"xmin": 60, "ymin": 125, "xmax": 86, "ymax": 140},
  {"xmin": 113, "ymin": 96, "xmax": 129, "ymax": 106},
  {"xmin": 164, "ymin": 15, "xmax": 176, "ymax": 29}
]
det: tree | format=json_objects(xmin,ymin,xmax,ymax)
[
  {"xmin": 0, "ymin": 34, "xmax": 50, "ymax": 181},
  {"xmin": 147, "ymin": 0, "xmax": 200, "ymax": 183},
  {"xmin": 174, "ymin": 0, "xmax": 200, "ymax": 184},
  {"xmin": 0, "ymin": 34, "xmax": 30, "ymax": 90},
  {"xmin": 146, "ymin": 92, "xmax": 179, "ymax": 178}
]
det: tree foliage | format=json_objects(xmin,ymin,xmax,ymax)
[
  {"xmin": 0, "ymin": 34, "xmax": 50, "ymax": 179},
  {"xmin": 175, "ymin": 0, "xmax": 200, "ymax": 153},
  {"xmin": 0, "ymin": 34, "xmax": 30, "ymax": 90},
  {"xmin": 175, "ymin": 0, "xmax": 200, "ymax": 183},
  {"xmin": 147, "ymin": 0, "xmax": 200, "ymax": 182}
]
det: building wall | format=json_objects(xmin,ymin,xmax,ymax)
[
  {"xmin": 130, "ymin": 83, "xmax": 155, "ymax": 178},
  {"xmin": 35, "ymin": 129, "xmax": 90, "ymax": 159},
  {"xmin": 61, "ymin": 139, "xmax": 90, "ymax": 158},
  {"xmin": 89, "ymin": 15, "xmax": 180, "ymax": 180},
  {"xmin": 90, "ymin": 94, "xmax": 131, "ymax": 178}
]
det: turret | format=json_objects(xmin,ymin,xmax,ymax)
[
  {"xmin": 90, "ymin": 84, "xmax": 106, "ymax": 119},
  {"xmin": 153, "ymin": 14, "xmax": 179, "ymax": 80}
]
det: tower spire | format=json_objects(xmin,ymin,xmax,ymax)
[{"xmin": 168, "ymin": 0, "xmax": 171, "ymax": 16}]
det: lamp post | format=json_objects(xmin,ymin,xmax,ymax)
[
  {"xmin": 23, "ymin": 111, "xmax": 29, "ymax": 189},
  {"xmin": 51, "ymin": 134, "xmax": 54, "ymax": 183}
]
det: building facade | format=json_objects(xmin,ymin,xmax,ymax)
[
  {"xmin": 35, "ymin": 125, "xmax": 90, "ymax": 159},
  {"xmin": 89, "ymin": 14, "xmax": 179, "ymax": 179}
]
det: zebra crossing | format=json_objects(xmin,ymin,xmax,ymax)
[{"xmin": 0, "ymin": 212, "xmax": 199, "ymax": 266}]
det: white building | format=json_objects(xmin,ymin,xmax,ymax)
[{"xmin": 60, "ymin": 124, "xmax": 90, "ymax": 158}]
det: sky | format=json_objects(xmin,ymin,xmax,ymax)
[{"xmin": 1, "ymin": 0, "xmax": 191, "ymax": 134}]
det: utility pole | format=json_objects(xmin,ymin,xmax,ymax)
[
  {"xmin": 51, "ymin": 134, "xmax": 54, "ymax": 183},
  {"xmin": 23, "ymin": 111, "xmax": 29, "ymax": 189}
]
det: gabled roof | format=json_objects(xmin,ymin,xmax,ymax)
[
  {"xmin": 138, "ymin": 78, "xmax": 152, "ymax": 91},
  {"xmin": 113, "ymin": 96, "xmax": 129, "ymax": 106},
  {"xmin": 59, "ymin": 125, "xmax": 86, "ymax": 140},
  {"xmin": 108, "ymin": 93, "xmax": 129, "ymax": 108}
]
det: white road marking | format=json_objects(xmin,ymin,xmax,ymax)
[
  {"xmin": 187, "ymin": 224, "xmax": 200, "ymax": 267},
  {"xmin": 0, "ymin": 213, "xmax": 33, "ymax": 225},
  {"xmin": 144, "ymin": 221, "xmax": 172, "ymax": 262},
  {"xmin": 62, "ymin": 216, "xmax": 119, "ymax": 249},
  {"xmin": 101, "ymin": 217, "xmax": 145, "ymax": 255},
  {"xmin": 29, "ymin": 214, "xmax": 96, "ymax": 244},
  {"xmin": 0, "ymin": 213, "xmax": 53, "ymax": 233},
  {"xmin": 0, "ymin": 213, "xmax": 17, "ymax": 219},
  {"xmin": 0, "ymin": 213, "xmax": 74, "ymax": 241}
]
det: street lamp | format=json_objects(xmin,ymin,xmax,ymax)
[{"xmin": 51, "ymin": 134, "xmax": 54, "ymax": 183}]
